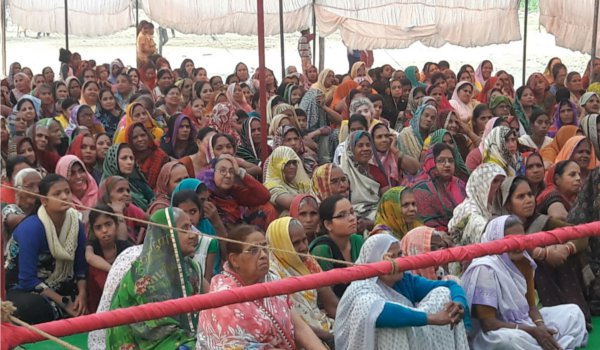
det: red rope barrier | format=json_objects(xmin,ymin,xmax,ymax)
[{"xmin": 3, "ymin": 222, "xmax": 599, "ymax": 348}]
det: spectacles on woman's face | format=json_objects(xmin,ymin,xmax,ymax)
[
  {"xmin": 435, "ymin": 157, "xmax": 454, "ymax": 165},
  {"xmin": 332, "ymin": 210, "xmax": 356, "ymax": 220},
  {"xmin": 216, "ymin": 166, "xmax": 235, "ymax": 177},
  {"xmin": 330, "ymin": 175, "xmax": 349, "ymax": 186},
  {"xmin": 242, "ymin": 243, "xmax": 269, "ymax": 256}
]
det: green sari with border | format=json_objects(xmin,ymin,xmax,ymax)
[{"xmin": 106, "ymin": 208, "xmax": 201, "ymax": 350}]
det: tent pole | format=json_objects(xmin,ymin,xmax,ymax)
[
  {"xmin": 592, "ymin": 0, "xmax": 599, "ymax": 84},
  {"xmin": 64, "ymin": 0, "xmax": 69, "ymax": 51},
  {"xmin": 279, "ymin": 0, "xmax": 285, "ymax": 79},
  {"xmin": 312, "ymin": 0, "xmax": 316, "ymax": 61},
  {"xmin": 1, "ymin": 0, "xmax": 6, "ymax": 77},
  {"xmin": 135, "ymin": 0, "xmax": 139, "ymax": 32},
  {"xmin": 258, "ymin": 0, "xmax": 268, "ymax": 162},
  {"xmin": 522, "ymin": 0, "xmax": 528, "ymax": 86}
]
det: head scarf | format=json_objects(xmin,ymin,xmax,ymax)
[
  {"xmin": 264, "ymin": 146, "xmax": 311, "ymax": 194},
  {"xmin": 579, "ymin": 91, "xmax": 599, "ymax": 110},
  {"xmin": 55, "ymin": 154, "xmax": 99, "ymax": 208},
  {"xmin": 450, "ymin": 81, "xmax": 478, "ymax": 122},
  {"xmin": 146, "ymin": 160, "xmax": 183, "ymax": 214},
  {"xmin": 374, "ymin": 186, "xmax": 423, "ymax": 239},
  {"xmin": 311, "ymin": 68, "xmax": 334, "ymax": 96},
  {"xmin": 311, "ymin": 163, "xmax": 343, "ymax": 201},
  {"xmin": 9, "ymin": 95, "xmax": 41, "ymax": 135},
  {"xmin": 289, "ymin": 194, "xmax": 319, "ymax": 219},
  {"xmin": 539, "ymin": 125, "xmax": 580, "ymax": 164},
  {"xmin": 64, "ymin": 104, "xmax": 103, "ymax": 138},
  {"xmin": 208, "ymin": 102, "xmax": 240, "ymax": 143},
  {"xmin": 488, "ymin": 94, "xmax": 511, "ymax": 111},
  {"xmin": 334, "ymin": 233, "xmax": 456, "ymax": 350},
  {"xmin": 399, "ymin": 104, "xmax": 436, "ymax": 158},
  {"xmin": 405, "ymin": 87, "xmax": 423, "ymax": 115},
  {"xmin": 482, "ymin": 126, "xmax": 518, "ymax": 176},
  {"xmin": 550, "ymin": 100, "xmax": 579, "ymax": 137},
  {"xmin": 79, "ymin": 80, "xmax": 99, "ymax": 108},
  {"xmin": 114, "ymin": 102, "xmax": 163, "ymax": 144},
  {"xmin": 461, "ymin": 215, "xmax": 535, "ymax": 325},
  {"xmin": 331, "ymin": 80, "xmax": 358, "ymax": 110},
  {"xmin": 588, "ymin": 82, "xmax": 600, "ymax": 96},
  {"xmin": 421, "ymin": 128, "xmax": 470, "ymax": 181},
  {"xmin": 106, "ymin": 208, "xmax": 199, "ymax": 348},
  {"xmin": 266, "ymin": 216, "xmax": 332, "ymax": 332},
  {"xmin": 477, "ymin": 77, "xmax": 500, "ymax": 104},
  {"xmin": 405, "ymin": 66, "xmax": 426, "ymax": 88},
  {"xmin": 580, "ymin": 114, "xmax": 600, "ymax": 156},
  {"xmin": 401, "ymin": 227, "xmax": 456, "ymax": 280},
  {"xmin": 160, "ymin": 113, "xmax": 198, "ymax": 158},
  {"xmin": 226, "ymin": 83, "xmax": 253, "ymax": 113},
  {"xmin": 527, "ymin": 72, "xmax": 549, "ymax": 97},
  {"xmin": 554, "ymin": 136, "xmax": 597, "ymax": 170},
  {"xmin": 475, "ymin": 60, "xmax": 493, "ymax": 86},
  {"xmin": 98, "ymin": 175, "xmax": 127, "ymax": 205},
  {"xmin": 236, "ymin": 116, "xmax": 261, "ymax": 165},
  {"xmin": 448, "ymin": 163, "xmax": 506, "ymax": 245},
  {"xmin": 102, "ymin": 143, "xmax": 155, "ymax": 210},
  {"xmin": 340, "ymin": 131, "xmax": 381, "ymax": 220},
  {"xmin": 513, "ymin": 88, "xmax": 544, "ymax": 133},
  {"xmin": 67, "ymin": 133, "xmax": 95, "ymax": 167}
]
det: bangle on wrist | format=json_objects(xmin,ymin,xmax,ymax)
[
  {"xmin": 533, "ymin": 318, "xmax": 544, "ymax": 325},
  {"xmin": 566, "ymin": 242, "xmax": 577, "ymax": 255},
  {"xmin": 515, "ymin": 323, "xmax": 519, "ymax": 330}
]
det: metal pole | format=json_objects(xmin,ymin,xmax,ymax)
[
  {"xmin": 135, "ymin": 0, "xmax": 139, "ymax": 33},
  {"xmin": 591, "ymin": 0, "xmax": 599, "ymax": 84},
  {"xmin": 1, "ymin": 0, "xmax": 6, "ymax": 77},
  {"xmin": 258, "ymin": 0, "xmax": 268, "ymax": 162},
  {"xmin": 279, "ymin": 0, "xmax": 285, "ymax": 79},
  {"xmin": 312, "ymin": 0, "xmax": 316, "ymax": 62},
  {"xmin": 522, "ymin": 0, "xmax": 528, "ymax": 86},
  {"xmin": 64, "ymin": 0, "xmax": 69, "ymax": 51}
]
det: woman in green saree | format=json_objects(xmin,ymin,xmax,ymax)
[{"xmin": 106, "ymin": 207, "xmax": 203, "ymax": 350}]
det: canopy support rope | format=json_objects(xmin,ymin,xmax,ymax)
[{"xmin": 3, "ymin": 222, "xmax": 599, "ymax": 348}]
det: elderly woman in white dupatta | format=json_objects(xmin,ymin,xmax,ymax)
[
  {"xmin": 448, "ymin": 163, "xmax": 506, "ymax": 246},
  {"xmin": 398, "ymin": 104, "xmax": 437, "ymax": 159},
  {"xmin": 334, "ymin": 233, "xmax": 469, "ymax": 350},
  {"xmin": 340, "ymin": 130, "xmax": 389, "ymax": 221},
  {"xmin": 461, "ymin": 215, "xmax": 587, "ymax": 350},
  {"xmin": 266, "ymin": 217, "xmax": 338, "ymax": 347},
  {"xmin": 449, "ymin": 81, "xmax": 479, "ymax": 123}
]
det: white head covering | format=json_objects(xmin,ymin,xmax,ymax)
[{"xmin": 334, "ymin": 234, "xmax": 413, "ymax": 350}]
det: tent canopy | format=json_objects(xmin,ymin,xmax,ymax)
[
  {"xmin": 7, "ymin": 0, "xmax": 133, "ymax": 36},
  {"xmin": 315, "ymin": 0, "xmax": 521, "ymax": 50},
  {"xmin": 141, "ymin": 0, "xmax": 312, "ymax": 36},
  {"xmin": 540, "ymin": 0, "xmax": 600, "ymax": 55}
]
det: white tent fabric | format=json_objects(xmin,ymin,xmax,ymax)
[
  {"xmin": 540, "ymin": 0, "xmax": 598, "ymax": 55},
  {"xmin": 7, "ymin": 0, "xmax": 133, "ymax": 36},
  {"xmin": 141, "ymin": 0, "xmax": 312, "ymax": 36},
  {"xmin": 315, "ymin": 0, "xmax": 521, "ymax": 50}
]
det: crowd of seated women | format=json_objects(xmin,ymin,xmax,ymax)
[{"xmin": 3, "ymin": 50, "xmax": 600, "ymax": 349}]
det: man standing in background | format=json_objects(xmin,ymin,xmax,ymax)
[{"xmin": 298, "ymin": 28, "xmax": 315, "ymax": 73}]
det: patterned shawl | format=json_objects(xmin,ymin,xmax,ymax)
[
  {"xmin": 266, "ymin": 216, "xmax": 333, "ymax": 332},
  {"xmin": 412, "ymin": 147, "xmax": 467, "ymax": 231},
  {"xmin": 374, "ymin": 186, "xmax": 423, "ymax": 240},
  {"xmin": 482, "ymin": 126, "xmax": 519, "ymax": 176},
  {"xmin": 236, "ymin": 116, "xmax": 261, "ymax": 165},
  {"xmin": 107, "ymin": 208, "xmax": 200, "ymax": 349},
  {"xmin": 448, "ymin": 163, "xmax": 506, "ymax": 245}
]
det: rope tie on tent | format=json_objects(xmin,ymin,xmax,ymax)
[
  {"xmin": 1, "ymin": 300, "xmax": 80, "ymax": 350},
  {"xmin": 0, "ymin": 183, "xmax": 353, "ymax": 267}
]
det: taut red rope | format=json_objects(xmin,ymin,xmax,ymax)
[{"xmin": 3, "ymin": 222, "xmax": 599, "ymax": 348}]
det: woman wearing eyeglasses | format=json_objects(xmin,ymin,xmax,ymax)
[
  {"xmin": 199, "ymin": 154, "xmax": 277, "ymax": 231},
  {"xmin": 309, "ymin": 194, "xmax": 364, "ymax": 298},
  {"xmin": 198, "ymin": 224, "xmax": 327, "ymax": 350},
  {"xmin": 310, "ymin": 163, "xmax": 351, "ymax": 201},
  {"xmin": 264, "ymin": 145, "xmax": 312, "ymax": 211}
]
